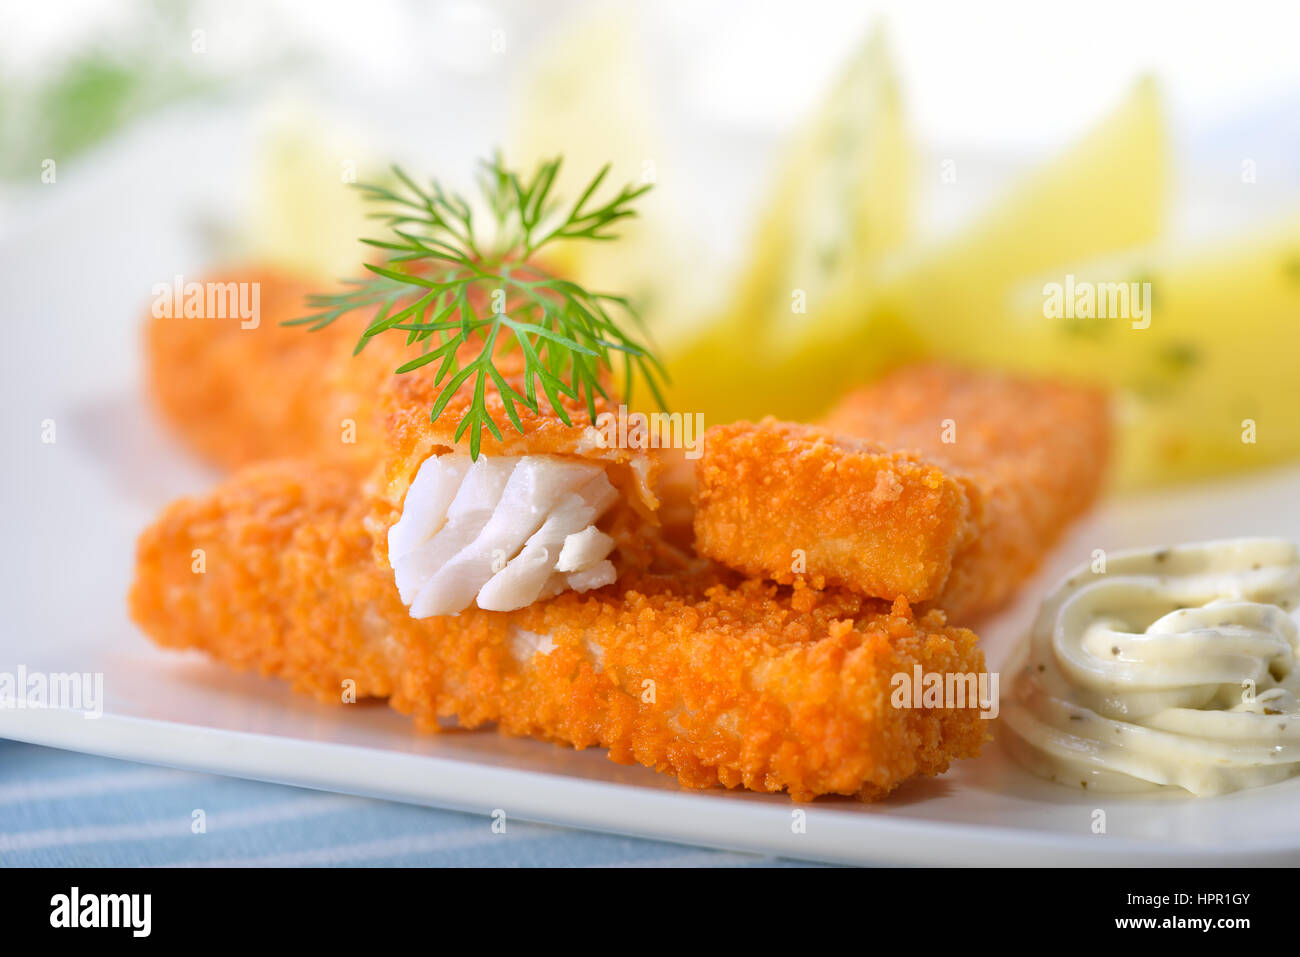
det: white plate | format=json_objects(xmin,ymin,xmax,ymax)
[
  {"xmin": 4, "ymin": 106, "xmax": 1300, "ymax": 868},
  {"xmin": 6, "ymin": 426, "xmax": 1300, "ymax": 867}
]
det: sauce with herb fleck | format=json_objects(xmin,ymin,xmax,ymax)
[{"xmin": 1003, "ymin": 539, "xmax": 1300, "ymax": 795}]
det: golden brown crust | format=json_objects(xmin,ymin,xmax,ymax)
[
  {"xmin": 144, "ymin": 267, "xmax": 393, "ymax": 472},
  {"xmin": 375, "ymin": 360, "xmax": 657, "ymax": 498},
  {"xmin": 130, "ymin": 460, "xmax": 987, "ymax": 801},
  {"xmin": 128, "ymin": 461, "xmax": 400, "ymax": 698},
  {"xmin": 367, "ymin": 360, "xmax": 663, "ymax": 576},
  {"xmin": 823, "ymin": 363, "xmax": 1111, "ymax": 622},
  {"xmin": 144, "ymin": 267, "xmax": 661, "ymax": 529},
  {"xmin": 693, "ymin": 418, "xmax": 976, "ymax": 602}
]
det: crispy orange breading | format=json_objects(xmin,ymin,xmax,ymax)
[
  {"xmin": 370, "ymin": 360, "xmax": 660, "ymax": 529},
  {"xmin": 823, "ymin": 363, "xmax": 1111, "ymax": 622},
  {"xmin": 144, "ymin": 270, "xmax": 635, "ymax": 479},
  {"xmin": 144, "ymin": 268, "xmax": 394, "ymax": 471},
  {"xmin": 363, "ymin": 360, "xmax": 666, "ymax": 595},
  {"xmin": 129, "ymin": 461, "xmax": 987, "ymax": 801},
  {"xmin": 693, "ymin": 419, "xmax": 977, "ymax": 602}
]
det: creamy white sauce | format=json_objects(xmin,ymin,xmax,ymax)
[
  {"xmin": 1002, "ymin": 538, "xmax": 1300, "ymax": 795},
  {"xmin": 388, "ymin": 454, "xmax": 621, "ymax": 617}
]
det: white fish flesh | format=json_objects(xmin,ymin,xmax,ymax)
[{"xmin": 389, "ymin": 453, "xmax": 623, "ymax": 617}]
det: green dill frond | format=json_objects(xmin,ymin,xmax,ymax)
[{"xmin": 288, "ymin": 153, "xmax": 666, "ymax": 458}]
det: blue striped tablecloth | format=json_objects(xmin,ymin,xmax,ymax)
[{"xmin": 0, "ymin": 740, "xmax": 816, "ymax": 867}]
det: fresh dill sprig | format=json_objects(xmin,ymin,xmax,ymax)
[{"xmin": 288, "ymin": 153, "xmax": 667, "ymax": 459}]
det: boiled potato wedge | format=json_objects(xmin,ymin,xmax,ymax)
[
  {"xmin": 987, "ymin": 217, "xmax": 1300, "ymax": 486},
  {"xmin": 664, "ymin": 25, "xmax": 915, "ymax": 423},
  {"xmin": 884, "ymin": 75, "xmax": 1168, "ymax": 362}
]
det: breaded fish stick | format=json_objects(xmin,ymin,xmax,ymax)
[
  {"xmin": 144, "ymin": 268, "xmax": 399, "ymax": 471},
  {"xmin": 365, "ymin": 362, "xmax": 667, "ymax": 617},
  {"xmin": 129, "ymin": 460, "xmax": 987, "ymax": 800},
  {"xmin": 823, "ymin": 363, "xmax": 1110, "ymax": 622},
  {"xmin": 694, "ymin": 419, "xmax": 977, "ymax": 602}
]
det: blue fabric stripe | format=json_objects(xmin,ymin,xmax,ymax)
[{"xmin": 0, "ymin": 741, "xmax": 816, "ymax": 867}]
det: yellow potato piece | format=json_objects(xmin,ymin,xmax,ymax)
[
  {"xmin": 887, "ymin": 75, "xmax": 1168, "ymax": 362},
  {"xmin": 244, "ymin": 101, "xmax": 377, "ymax": 282},
  {"xmin": 509, "ymin": 7, "xmax": 718, "ymax": 377},
  {"xmin": 667, "ymin": 70, "xmax": 1168, "ymax": 427},
  {"xmin": 733, "ymin": 24, "xmax": 911, "ymax": 339},
  {"xmin": 509, "ymin": 21, "xmax": 1299, "ymax": 489},
  {"xmin": 664, "ymin": 24, "xmax": 915, "ymax": 424},
  {"xmin": 984, "ymin": 218, "xmax": 1300, "ymax": 486}
]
